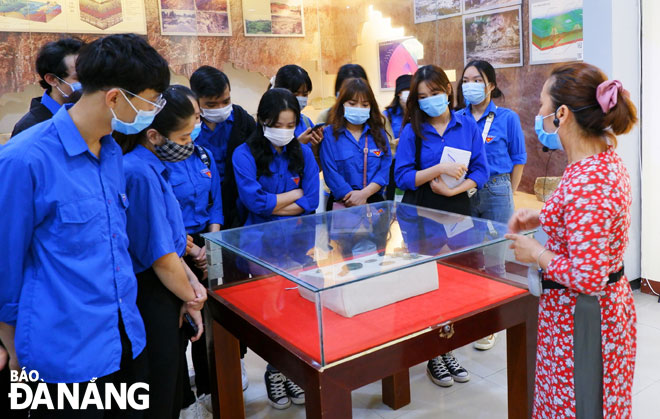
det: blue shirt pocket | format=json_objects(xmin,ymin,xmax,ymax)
[{"xmin": 56, "ymin": 198, "xmax": 103, "ymax": 253}]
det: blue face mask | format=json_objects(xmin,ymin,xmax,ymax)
[
  {"xmin": 534, "ymin": 113, "xmax": 563, "ymax": 150},
  {"xmin": 110, "ymin": 89, "xmax": 163, "ymax": 135},
  {"xmin": 419, "ymin": 93, "xmax": 449, "ymax": 117},
  {"xmin": 344, "ymin": 105, "xmax": 371, "ymax": 125},
  {"xmin": 462, "ymin": 82, "xmax": 487, "ymax": 105},
  {"xmin": 191, "ymin": 122, "xmax": 202, "ymax": 141}
]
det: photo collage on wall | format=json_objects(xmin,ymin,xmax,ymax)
[
  {"xmin": 158, "ymin": 0, "xmax": 232, "ymax": 36},
  {"xmin": 413, "ymin": 0, "xmax": 584, "ymax": 68}
]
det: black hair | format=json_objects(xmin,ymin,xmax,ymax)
[
  {"xmin": 334, "ymin": 64, "xmax": 368, "ymax": 96},
  {"xmin": 247, "ymin": 88, "xmax": 304, "ymax": 179},
  {"xmin": 456, "ymin": 60, "xmax": 503, "ymax": 109},
  {"xmin": 385, "ymin": 75, "xmax": 412, "ymax": 118},
  {"xmin": 117, "ymin": 85, "xmax": 196, "ymax": 154},
  {"xmin": 190, "ymin": 65, "xmax": 231, "ymax": 99},
  {"xmin": 272, "ymin": 64, "xmax": 312, "ymax": 94},
  {"xmin": 36, "ymin": 38, "xmax": 84, "ymax": 91},
  {"xmin": 76, "ymin": 34, "xmax": 169, "ymax": 95}
]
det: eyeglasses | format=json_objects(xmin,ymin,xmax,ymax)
[{"xmin": 120, "ymin": 88, "xmax": 167, "ymax": 114}]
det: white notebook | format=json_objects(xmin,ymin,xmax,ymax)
[{"xmin": 439, "ymin": 146, "xmax": 471, "ymax": 189}]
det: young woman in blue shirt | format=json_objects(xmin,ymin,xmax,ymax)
[
  {"xmin": 456, "ymin": 61, "xmax": 527, "ymax": 351},
  {"xmin": 119, "ymin": 86, "xmax": 207, "ymax": 419},
  {"xmin": 271, "ymin": 64, "xmax": 323, "ymax": 147},
  {"xmin": 232, "ymin": 88, "xmax": 319, "ymax": 410},
  {"xmin": 394, "ymin": 65, "xmax": 489, "ymax": 216},
  {"xmin": 384, "ymin": 74, "xmax": 412, "ymax": 200},
  {"xmin": 456, "ymin": 60, "xmax": 526, "ymax": 224},
  {"xmin": 394, "ymin": 65, "xmax": 489, "ymax": 388},
  {"xmin": 320, "ymin": 77, "xmax": 392, "ymax": 210}
]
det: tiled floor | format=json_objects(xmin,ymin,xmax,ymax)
[{"xmin": 234, "ymin": 290, "xmax": 660, "ymax": 418}]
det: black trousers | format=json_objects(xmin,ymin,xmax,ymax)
[
  {"xmin": 136, "ymin": 268, "xmax": 184, "ymax": 419},
  {"xmin": 26, "ymin": 314, "xmax": 149, "ymax": 419}
]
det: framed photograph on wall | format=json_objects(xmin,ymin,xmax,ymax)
[
  {"xmin": 414, "ymin": 0, "xmax": 462, "ymax": 24},
  {"xmin": 463, "ymin": 6, "xmax": 523, "ymax": 68},
  {"xmin": 159, "ymin": 0, "xmax": 232, "ymax": 36},
  {"xmin": 377, "ymin": 37, "xmax": 423, "ymax": 90},
  {"xmin": 529, "ymin": 0, "xmax": 583, "ymax": 65},
  {"xmin": 242, "ymin": 0, "xmax": 304, "ymax": 37},
  {"xmin": 463, "ymin": 0, "xmax": 521, "ymax": 14}
]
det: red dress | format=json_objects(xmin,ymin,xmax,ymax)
[{"xmin": 535, "ymin": 148, "xmax": 636, "ymax": 418}]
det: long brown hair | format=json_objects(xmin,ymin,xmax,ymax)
[
  {"xmin": 548, "ymin": 62, "xmax": 637, "ymax": 147},
  {"xmin": 405, "ymin": 65, "xmax": 454, "ymax": 140},
  {"xmin": 328, "ymin": 78, "xmax": 390, "ymax": 153}
]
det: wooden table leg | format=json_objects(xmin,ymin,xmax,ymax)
[
  {"xmin": 209, "ymin": 320, "xmax": 245, "ymax": 419},
  {"xmin": 382, "ymin": 369, "xmax": 411, "ymax": 410},
  {"xmin": 304, "ymin": 372, "xmax": 353, "ymax": 419},
  {"xmin": 506, "ymin": 313, "xmax": 537, "ymax": 419}
]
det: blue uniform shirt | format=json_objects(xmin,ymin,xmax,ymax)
[
  {"xmin": 196, "ymin": 110, "xmax": 234, "ymax": 182},
  {"xmin": 232, "ymin": 141, "xmax": 320, "ymax": 226},
  {"xmin": 124, "ymin": 145, "xmax": 188, "ymax": 274},
  {"xmin": 0, "ymin": 106, "xmax": 146, "ymax": 383},
  {"xmin": 320, "ymin": 124, "xmax": 392, "ymax": 200},
  {"xmin": 40, "ymin": 91, "xmax": 62, "ymax": 115},
  {"xmin": 394, "ymin": 111, "xmax": 489, "ymax": 191},
  {"xmin": 456, "ymin": 101, "xmax": 526, "ymax": 177},
  {"xmin": 384, "ymin": 106, "xmax": 404, "ymax": 139},
  {"xmin": 165, "ymin": 147, "xmax": 224, "ymax": 234}
]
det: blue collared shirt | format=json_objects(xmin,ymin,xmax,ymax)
[
  {"xmin": 394, "ymin": 111, "xmax": 489, "ymax": 191},
  {"xmin": 0, "ymin": 106, "xmax": 145, "ymax": 383},
  {"xmin": 456, "ymin": 101, "xmax": 526, "ymax": 177},
  {"xmin": 164, "ymin": 147, "xmax": 224, "ymax": 234},
  {"xmin": 40, "ymin": 91, "xmax": 62, "ymax": 115},
  {"xmin": 196, "ymin": 111, "xmax": 234, "ymax": 182},
  {"xmin": 384, "ymin": 106, "xmax": 405, "ymax": 139},
  {"xmin": 232, "ymin": 141, "xmax": 319, "ymax": 226},
  {"xmin": 123, "ymin": 145, "xmax": 188, "ymax": 274},
  {"xmin": 320, "ymin": 124, "xmax": 392, "ymax": 200}
]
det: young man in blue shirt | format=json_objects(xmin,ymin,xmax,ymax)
[
  {"xmin": 11, "ymin": 37, "xmax": 85, "ymax": 137},
  {"xmin": 0, "ymin": 33, "xmax": 170, "ymax": 417}
]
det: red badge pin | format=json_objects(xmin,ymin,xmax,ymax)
[
  {"xmin": 486, "ymin": 136, "xmax": 494, "ymax": 143},
  {"xmin": 292, "ymin": 176, "xmax": 300, "ymax": 186},
  {"xmin": 372, "ymin": 149, "xmax": 382, "ymax": 157}
]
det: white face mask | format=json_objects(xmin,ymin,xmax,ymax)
[
  {"xmin": 400, "ymin": 90, "xmax": 410, "ymax": 103},
  {"xmin": 201, "ymin": 103, "xmax": 232, "ymax": 123},
  {"xmin": 296, "ymin": 96, "xmax": 308, "ymax": 109},
  {"xmin": 263, "ymin": 126, "xmax": 295, "ymax": 147}
]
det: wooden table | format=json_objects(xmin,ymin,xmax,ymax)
[{"xmin": 204, "ymin": 263, "xmax": 538, "ymax": 419}]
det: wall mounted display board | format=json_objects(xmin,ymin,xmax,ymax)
[
  {"xmin": 529, "ymin": 0, "xmax": 583, "ymax": 65},
  {"xmin": 414, "ymin": 0, "xmax": 462, "ymax": 24},
  {"xmin": 242, "ymin": 0, "xmax": 304, "ymax": 37},
  {"xmin": 159, "ymin": 0, "xmax": 232, "ymax": 36},
  {"xmin": 463, "ymin": 0, "xmax": 521, "ymax": 14},
  {"xmin": 463, "ymin": 5, "xmax": 523, "ymax": 68},
  {"xmin": 377, "ymin": 37, "xmax": 422, "ymax": 90},
  {"xmin": 0, "ymin": 0, "xmax": 147, "ymax": 34}
]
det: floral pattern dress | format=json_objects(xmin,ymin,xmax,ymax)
[{"xmin": 535, "ymin": 148, "xmax": 636, "ymax": 418}]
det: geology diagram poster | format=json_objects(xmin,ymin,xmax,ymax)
[
  {"xmin": 0, "ymin": 0, "xmax": 147, "ymax": 34},
  {"xmin": 159, "ymin": 0, "xmax": 232, "ymax": 36},
  {"xmin": 242, "ymin": 0, "xmax": 304, "ymax": 37},
  {"xmin": 414, "ymin": 0, "xmax": 462, "ymax": 24},
  {"xmin": 529, "ymin": 0, "xmax": 583, "ymax": 65},
  {"xmin": 378, "ymin": 37, "xmax": 422, "ymax": 90}
]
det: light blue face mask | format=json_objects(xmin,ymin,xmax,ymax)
[
  {"xmin": 419, "ymin": 93, "xmax": 449, "ymax": 117},
  {"xmin": 54, "ymin": 75, "xmax": 82, "ymax": 98},
  {"xmin": 344, "ymin": 105, "xmax": 371, "ymax": 125},
  {"xmin": 191, "ymin": 122, "xmax": 202, "ymax": 141},
  {"xmin": 110, "ymin": 89, "xmax": 164, "ymax": 135},
  {"xmin": 534, "ymin": 113, "xmax": 563, "ymax": 150},
  {"xmin": 462, "ymin": 82, "xmax": 487, "ymax": 105}
]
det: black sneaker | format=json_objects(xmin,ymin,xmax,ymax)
[
  {"xmin": 441, "ymin": 351, "xmax": 470, "ymax": 383},
  {"xmin": 264, "ymin": 369, "xmax": 291, "ymax": 409},
  {"xmin": 284, "ymin": 378, "xmax": 305, "ymax": 405},
  {"xmin": 427, "ymin": 356, "xmax": 454, "ymax": 387}
]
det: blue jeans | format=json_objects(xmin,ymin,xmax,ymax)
[{"xmin": 470, "ymin": 174, "xmax": 514, "ymax": 224}]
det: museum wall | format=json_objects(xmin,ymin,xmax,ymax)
[{"xmin": 0, "ymin": 0, "xmax": 572, "ymax": 194}]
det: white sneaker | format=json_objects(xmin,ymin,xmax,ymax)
[
  {"xmin": 198, "ymin": 393, "xmax": 212, "ymax": 414},
  {"xmin": 241, "ymin": 359, "xmax": 249, "ymax": 391},
  {"xmin": 180, "ymin": 400, "xmax": 213, "ymax": 419},
  {"xmin": 474, "ymin": 333, "xmax": 498, "ymax": 351}
]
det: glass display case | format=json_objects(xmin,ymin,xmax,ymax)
[{"xmin": 204, "ymin": 201, "xmax": 534, "ymax": 368}]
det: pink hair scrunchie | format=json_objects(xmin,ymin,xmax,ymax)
[{"xmin": 596, "ymin": 79, "xmax": 624, "ymax": 113}]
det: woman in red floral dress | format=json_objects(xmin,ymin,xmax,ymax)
[{"xmin": 506, "ymin": 62, "xmax": 638, "ymax": 419}]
